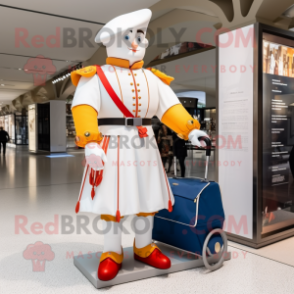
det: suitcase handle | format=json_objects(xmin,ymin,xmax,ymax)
[
  {"xmin": 199, "ymin": 136, "xmax": 211, "ymax": 181},
  {"xmin": 173, "ymin": 136, "xmax": 212, "ymax": 181},
  {"xmin": 198, "ymin": 136, "xmax": 211, "ymax": 157}
]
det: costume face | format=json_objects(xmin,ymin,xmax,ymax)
[
  {"xmin": 95, "ymin": 9, "xmax": 152, "ymax": 65},
  {"xmin": 105, "ymin": 27, "xmax": 148, "ymax": 65}
]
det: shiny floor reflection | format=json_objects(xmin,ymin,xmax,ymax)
[
  {"xmin": 0, "ymin": 147, "xmax": 84, "ymax": 189},
  {"xmin": 0, "ymin": 147, "xmax": 294, "ymax": 294}
]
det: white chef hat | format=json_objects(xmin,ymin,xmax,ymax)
[{"xmin": 95, "ymin": 9, "xmax": 152, "ymax": 44}]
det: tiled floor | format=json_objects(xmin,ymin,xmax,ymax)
[{"xmin": 1, "ymin": 147, "xmax": 294, "ymax": 294}]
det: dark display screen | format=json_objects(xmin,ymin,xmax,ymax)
[{"xmin": 262, "ymin": 34, "xmax": 294, "ymax": 236}]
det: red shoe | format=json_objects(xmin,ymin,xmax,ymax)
[
  {"xmin": 98, "ymin": 251, "xmax": 123, "ymax": 281},
  {"xmin": 134, "ymin": 241, "xmax": 171, "ymax": 269}
]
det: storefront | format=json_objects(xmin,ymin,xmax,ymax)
[{"xmin": 0, "ymin": 114, "xmax": 28, "ymax": 146}]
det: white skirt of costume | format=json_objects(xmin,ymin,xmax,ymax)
[{"xmin": 77, "ymin": 125, "xmax": 175, "ymax": 217}]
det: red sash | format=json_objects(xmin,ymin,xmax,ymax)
[{"xmin": 96, "ymin": 65, "xmax": 148, "ymax": 138}]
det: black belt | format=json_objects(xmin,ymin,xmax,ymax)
[{"xmin": 98, "ymin": 118, "xmax": 152, "ymax": 126}]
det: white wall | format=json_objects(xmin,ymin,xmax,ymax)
[{"xmin": 218, "ymin": 25, "xmax": 254, "ymax": 239}]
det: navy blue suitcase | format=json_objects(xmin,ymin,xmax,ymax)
[{"xmin": 152, "ymin": 137, "xmax": 227, "ymax": 270}]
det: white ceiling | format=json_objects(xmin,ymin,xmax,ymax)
[
  {"xmin": 0, "ymin": 54, "xmax": 76, "ymax": 104},
  {"xmin": 0, "ymin": 0, "xmax": 160, "ymax": 23},
  {"xmin": 0, "ymin": 0, "xmax": 160, "ymax": 104}
]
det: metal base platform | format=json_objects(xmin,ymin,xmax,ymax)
[{"xmin": 74, "ymin": 243, "xmax": 231, "ymax": 289}]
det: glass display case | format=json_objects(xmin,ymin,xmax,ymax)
[{"xmin": 218, "ymin": 23, "xmax": 294, "ymax": 248}]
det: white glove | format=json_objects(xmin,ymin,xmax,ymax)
[
  {"xmin": 188, "ymin": 129, "xmax": 209, "ymax": 147},
  {"xmin": 85, "ymin": 142, "xmax": 107, "ymax": 170}
]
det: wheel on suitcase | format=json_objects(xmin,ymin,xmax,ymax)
[{"xmin": 202, "ymin": 228, "xmax": 228, "ymax": 271}]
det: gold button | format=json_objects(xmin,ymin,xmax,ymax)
[
  {"xmin": 138, "ymin": 89, "xmax": 140, "ymax": 92},
  {"xmin": 130, "ymin": 83, "xmax": 133, "ymax": 85},
  {"xmin": 215, "ymin": 242, "xmax": 221, "ymax": 253},
  {"xmin": 137, "ymin": 83, "xmax": 139, "ymax": 86},
  {"xmin": 138, "ymin": 110, "xmax": 141, "ymax": 112},
  {"xmin": 133, "ymin": 97, "xmax": 136, "ymax": 99},
  {"xmin": 138, "ymin": 115, "xmax": 141, "ymax": 117},
  {"xmin": 128, "ymin": 73, "xmax": 131, "ymax": 76},
  {"xmin": 132, "ymin": 89, "xmax": 135, "ymax": 92},
  {"xmin": 84, "ymin": 132, "xmax": 91, "ymax": 137},
  {"xmin": 138, "ymin": 97, "xmax": 141, "ymax": 99},
  {"xmin": 133, "ymin": 103, "xmax": 136, "ymax": 106},
  {"xmin": 134, "ymin": 74, "xmax": 137, "ymax": 76},
  {"xmin": 139, "ymin": 104, "xmax": 141, "ymax": 106},
  {"xmin": 132, "ymin": 110, "xmax": 136, "ymax": 112}
]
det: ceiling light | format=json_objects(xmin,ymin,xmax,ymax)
[{"xmin": 1, "ymin": 84, "xmax": 5, "ymax": 86}]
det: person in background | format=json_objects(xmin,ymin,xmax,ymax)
[
  {"xmin": 158, "ymin": 125, "xmax": 172, "ymax": 171},
  {"xmin": 174, "ymin": 135, "xmax": 188, "ymax": 177},
  {"xmin": 0, "ymin": 127, "xmax": 9, "ymax": 155},
  {"xmin": 166, "ymin": 132, "xmax": 174, "ymax": 174}
]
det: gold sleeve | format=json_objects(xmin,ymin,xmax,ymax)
[
  {"xmin": 161, "ymin": 104, "xmax": 200, "ymax": 140},
  {"xmin": 71, "ymin": 105, "xmax": 102, "ymax": 148}
]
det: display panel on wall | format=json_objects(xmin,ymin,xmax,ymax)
[
  {"xmin": 7, "ymin": 115, "xmax": 15, "ymax": 144},
  {"xmin": 28, "ymin": 105, "xmax": 37, "ymax": 152},
  {"xmin": 15, "ymin": 116, "xmax": 28, "ymax": 145},
  {"xmin": 218, "ymin": 24, "xmax": 254, "ymax": 239},
  {"xmin": 262, "ymin": 33, "xmax": 294, "ymax": 237}
]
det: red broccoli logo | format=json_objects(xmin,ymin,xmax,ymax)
[
  {"xmin": 24, "ymin": 55, "xmax": 56, "ymax": 86},
  {"xmin": 23, "ymin": 241, "xmax": 55, "ymax": 272}
]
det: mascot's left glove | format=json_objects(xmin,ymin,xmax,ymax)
[
  {"xmin": 188, "ymin": 129, "xmax": 209, "ymax": 147},
  {"xmin": 85, "ymin": 142, "xmax": 107, "ymax": 170}
]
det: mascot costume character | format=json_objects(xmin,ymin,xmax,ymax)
[{"xmin": 71, "ymin": 9, "xmax": 206, "ymax": 281}]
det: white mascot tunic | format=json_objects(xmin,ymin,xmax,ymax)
[{"xmin": 73, "ymin": 67, "xmax": 178, "ymax": 216}]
